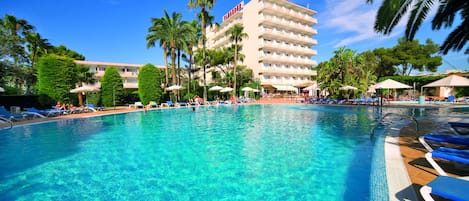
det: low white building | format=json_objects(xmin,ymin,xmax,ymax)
[{"xmin": 74, "ymin": 60, "xmax": 164, "ymax": 89}]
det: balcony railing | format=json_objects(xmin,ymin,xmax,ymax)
[
  {"xmin": 259, "ymin": 2, "xmax": 317, "ymax": 25},
  {"xmin": 260, "ymin": 80, "xmax": 313, "ymax": 86},
  {"xmin": 123, "ymin": 83, "xmax": 138, "ymax": 89},
  {"xmin": 259, "ymin": 15, "xmax": 316, "ymax": 35},
  {"xmin": 259, "ymin": 41, "xmax": 317, "ymax": 56},
  {"xmin": 260, "ymin": 54, "xmax": 316, "ymax": 66},
  {"xmin": 259, "ymin": 28, "xmax": 317, "ymax": 46},
  {"xmin": 259, "ymin": 68, "xmax": 316, "ymax": 76}
]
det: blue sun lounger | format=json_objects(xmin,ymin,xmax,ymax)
[
  {"xmin": 419, "ymin": 133, "xmax": 469, "ymax": 151},
  {"xmin": 425, "ymin": 147, "xmax": 469, "ymax": 176},
  {"xmin": 420, "ymin": 176, "xmax": 469, "ymax": 201}
]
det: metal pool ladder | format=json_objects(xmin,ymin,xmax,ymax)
[
  {"xmin": 370, "ymin": 113, "xmax": 419, "ymax": 138},
  {"xmin": 0, "ymin": 117, "xmax": 13, "ymax": 130}
]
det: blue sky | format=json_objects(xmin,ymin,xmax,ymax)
[{"xmin": 1, "ymin": 0, "xmax": 468, "ymax": 73}]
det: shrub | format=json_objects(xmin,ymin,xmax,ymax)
[
  {"xmin": 100, "ymin": 67, "xmax": 123, "ymax": 107},
  {"xmin": 37, "ymin": 54, "xmax": 77, "ymax": 106},
  {"xmin": 138, "ymin": 64, "xmax": 164, "ymax": 105}
]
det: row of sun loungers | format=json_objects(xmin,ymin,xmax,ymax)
[
  {"xmin": 417, "ymin": 122, "xmax": 469, "ymax": 201},
  {"xmin": 0, "ymin": 104, "xmax": 103, "ymax": 122},
  {"xmin": 307, "ymin": 98, "xmax": 379, "ymax": 105},
  {"xmin": 130, "ymin": 98, "xmax": 257, "ymax": 109}
]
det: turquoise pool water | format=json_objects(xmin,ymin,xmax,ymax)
[{"xmin": 1, "ymin": 104, "xmax": 388, "ymax": 200}]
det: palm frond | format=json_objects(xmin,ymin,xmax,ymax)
[
  {"xmin": 375, "ymin": 0, "xmax": 413, "ymax": 34},
  {"xmin": 406, "ymin": 0, "xmax": 435, "ymax": 40},
  {"xmin": 432, "ymin": 0, "xmax": 466, "ymax": 29},
  {"xmin": 439, "ymin": 21, "xmax": 469, "ymax": 53}
]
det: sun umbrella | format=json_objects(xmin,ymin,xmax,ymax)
[
  {"xmin": 209, "ymin": 85, "xmax": 223, "ymax": 91},
  {"xmin": 70, "ymin": 85, "xmax": 100, "ymax": 105},
  {"xmin": 252, "ymin": 89, "xmax": 260, "ymax": 93},
  {"xmin": 220, "ymin": 87, "xmax": 233, "ymax": 93},
  {"xmin": 423, "ymin": 75, "xmax": 469, "ymax": 87},
  {"xmin": 0, "ymin": 87, "xmax": 4, "ymax": 92},
  {"xmin": 374, "ymin": 79, "xmax": 412, "ymax": 89},
  {"xmin": 367, "ymin": 85, "xmax": 376, "ymax": 93},
  {"xmin": 241, "ymin": 87, "xmax": 254, "ymax": 91},
  {"xmin": 70, "ymin": 85, "xmax": 100, "ymax": 93},
  {"xmin": 303, "ymin": 84, "xmax": 320, "ymax": 92},
  {"xmin": 166, "ymin": 85, "xmax": 183, "ymax": 91},
  {"xmin": 339, "ymin": 85, "xmax": 357, "ymax": 90}
]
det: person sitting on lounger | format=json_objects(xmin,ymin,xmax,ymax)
[{"xmin": 56, "ymin": 101, "xmax": 64, "ymax": 110}]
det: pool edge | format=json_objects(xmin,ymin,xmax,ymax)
[{"xmin": 385, "ymin": 135, "xmax": 418, "ymax": 201}]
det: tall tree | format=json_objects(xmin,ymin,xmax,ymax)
[
  {"xmin": 391, "ymin": 38, "xmax": 442, "ymax": 75},
  {"xmin": 372, "ymin": 48, "xmax": 397, "ymax": 77},
  {"xmin": 48, "ymin": 45, "xmax": 85, "ymax": 60},
  {"xmin": 147, "ymin": 17, "xmax": 170, "ymax": 86},
  {"xmin": 101, "ymin": 67, "xmax": 124, "ymax": 107},
  {"xmin": 25, "ymin": 32, "xmax": 52, "ymax": 69},
  {"xmin": 75, "ymin": 65, "xmax": 97, "ymax": 106},
  {"xmin": 1, "ymin": 15, "xmax": 34, "ymax": 64},
  {"xmin": 188, "ymin": 0, "xmax": 217, "ymax": 102},
  {"xmin": 366, "ymin": 0, "xmax": 469, "ymax": 55},
  {"xmin": 1, "ymin": 14, "xmax": 35, "ymax": 93},
  {"xmin": 160, "ymin": 10, "xmax": 191, "ymax": 86},
  {"xmin": 138, "ymin": 63, "xmax": 164, "ymax": 105},
  {"xmin": 317, "ymin": 47, "xmax": 359, "ymax": 99},
  {"xmin": 225, "ymin": 24, "xmax": 248, "ymax": 98},
  {"xmin": 37, "ymin": 54, "xmax": 78, "ymax": 105},
  {"xmin": 183, "ymin": 20, "xmax": 201, "ymax": 94}
]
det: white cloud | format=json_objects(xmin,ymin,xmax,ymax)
[{"xmin": 317, "ymin": 0, "xmax": 404, "ymax": 47}]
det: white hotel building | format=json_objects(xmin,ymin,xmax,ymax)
[
  {"xmin": 74, "ymin": 60, "xmax": 164, "ymax": 89},
  {"xmin": 75, "ymin": 0, "xmax": 317, "ymax": 93},
  {"xmin": 206, "ymin": 0, "xmax": 318, "ymax": 93}
]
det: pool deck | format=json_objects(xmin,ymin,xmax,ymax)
[{"xmin": 5, "ymin": 98, "xmax": 469, "ymax": 201}]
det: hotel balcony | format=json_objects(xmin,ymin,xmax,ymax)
[
  {"xmin": 123, "ymin": 82, "xmax": 138, "ymax": 89},
  {"xmin": 208, "ymin": 36, "xmax": 232, "ymax": 49},
  {"xmin": 259, "ymin": 15, "xmax": 316, "ymax": 35},
  {"xmin": 259, "ymin": 68, "xmax": 316, "ymax": 76},
  {"xmin": 260, "ymin": 54, "xmax": 316, "ymax": 66},
  {"xmin": 261, "ymin": 79, "xmax": 313, "ymax": 87},
  {"xmin": 207, "ymin": 16, "xmax": 242, "ymax": 41},
  {"xmin": 121, "ymin": 72, "xmax": 139, "ymax": 78},
  {"xmin": 259, "ymin": 28, "xmax": 317, "ymax": 46},
  {"xmin": 259, "ymin": 2, "xmax": 317, "ymax": 26},
  {"xmin": 259, "ymin": 41, "xmax": 317, "ymax": 56}
]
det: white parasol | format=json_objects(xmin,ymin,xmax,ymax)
[
  {"xmin": 166, "ymin": 85, "xmax": 183, "ymax": 91},
  {"xmin": 209, "ymin": 85, "xmax": 224, "ymax": 91},
  {"xmin": 220, "ymin": 87, "xmax": 233, "ymax": 93}
]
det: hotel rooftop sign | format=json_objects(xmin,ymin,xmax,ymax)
[{"xmin": 223, "ymin": 1, "xmax": 244, "ymax": 22}]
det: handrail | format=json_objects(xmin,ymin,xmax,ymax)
[
  {"xmin": 370, "ymin": 113, "xmax": 419, "ymax": 138},
  {"xmin": 0, "ymin": 117, "xmax": 13, "ymax": 130}
]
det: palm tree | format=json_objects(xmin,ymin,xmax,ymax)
[
  {"xmin": 159, "ymin": 10, "xmax": 191, "ymax": 86},
  {"xmin": 25, "ymin": 32, "xmax": 52, "ymax": 69},
  {"xmin": 366, "ymin": 0, "xmax": 468, "ymax": 55},
  {"xmin": 188, "ymin": 0, "xmax": 217, "ymax": 102},
  {"xmin": 183, "ymin": 20, "xmax": 201, "ymax": 94},
  {"xmin": 75, "ymin": 65, "xmax": 97, "ymax": 106},
  {"xmin": 225, "ymin": 24, "xmax": 248, "ymax": 98},
  {"xmin": 147, "ymin": 17, "xmax": 170, "ymax": 86}
]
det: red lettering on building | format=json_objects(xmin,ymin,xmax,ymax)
[{"xmin": 223, "ymin": 1, "xmax": 244, "ymax": 22}]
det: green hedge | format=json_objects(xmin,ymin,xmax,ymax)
[
  {"xmin": 138, "ymin": 64, "xmax": 164, "ymax": 104},
  {"xmin": 100, "ymin": 67, "xmax": 124, "ymax": 107},
  {"xmin": 37, "ymin": 54, "xmax": 77, "ymax": 106}
]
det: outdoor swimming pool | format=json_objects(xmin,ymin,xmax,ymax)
[{"xmin": 0, "ymin": 104, "xmax": 395, "ymax": 200}]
